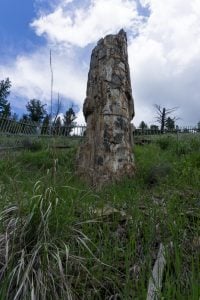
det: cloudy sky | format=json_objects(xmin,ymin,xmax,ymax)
[{"xmin": 0, "ymin": 0, "xmax": 200, "ymax": 126}]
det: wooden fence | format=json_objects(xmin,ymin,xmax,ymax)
[
  {"xmin": 133, "ymin": 127, "xmax": 200, "ymax": 136},
  {"xmin": 0, "ymin": 116, "xmax": 199, "ymax": 137},
  {"xmin": 0, "ymin": 116, "xmax": 86, "ymax": 137}
]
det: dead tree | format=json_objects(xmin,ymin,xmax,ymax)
[{"xmin": 154, "ymin": 105, "xmax": 178, "ymax": 133}]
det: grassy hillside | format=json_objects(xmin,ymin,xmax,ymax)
[{"xmin": 0, "ymin": 135, "xmax": 199, "ymax": 299}]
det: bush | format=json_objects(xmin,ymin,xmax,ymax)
[{"xmin": 156, "ymin": 136, "xmax": 175, "ymax": 150}]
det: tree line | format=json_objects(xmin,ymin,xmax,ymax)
[
  {"xmin": 1, "ymin": 77, "xmax": 200, "ymax": 134},
  {"xmin": 138, "ymin": 105, "xmax": 200, "ymax": 133},
  {"xmin": 0, "ymin": 78, "xmax": 76, "ymax": 135}
]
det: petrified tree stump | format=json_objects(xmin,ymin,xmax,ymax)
[{"xmin": 77, "ymin": 29, "xmax": 135, "ymax": 186}]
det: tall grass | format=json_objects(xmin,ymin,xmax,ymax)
[
  {"xmin": 0, "ymin": 180, "xmax": 104, "ymax": 299},
  {"xmin": 0, "ymin": 135, "xmax": 199, "ymax": 298}
]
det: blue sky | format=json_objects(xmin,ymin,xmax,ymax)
[
  {"xmin": 0, "ymin": 0, "xmax": 42, "ymax": 60},
  {"xmin": 0, "ymin": 0, "xmax": 200, "ymax": 126}
]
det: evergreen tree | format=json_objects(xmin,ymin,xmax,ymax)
[
  {"xmin": 26, "ymin": 99, "xmax": 47, "ymax": 123},
  {"xmin": 63, "ymin": 107, "xmax": 76, "ymax": 136},
  {"xmin": 41, "ymin": 114, "xmax": 50, "ymax": 135},
  {"xmin": 150, "ymin": 124, "xmax": 159, "ymax": 131},
  {"xmin": 154, "ymin": 104, "xmax": 178, "ymax": 133},
  {"xmin": 19, "ymin": 114, "xmax": 29, "ymax": 123},
  {"xmin": 0, "ymin": 78, "xmax": 11, "ymax": 117},
  {"xmin": 197, "ymin": 121, "xmax": 200, "ymax": 132},
  {"xmin": 139, "ymin": 121, "xmax": 148, "ymax": 131},
  {"xmin": 19, "ymin": 114, "xmax": 30, "ymax": 134},
  {"xmin": 12, "ymin": 113, "xmax": 18, "ymax": 121},
  {"xmin": 166, "ymin": 117, "xmax": 175, "ymax": 131}
]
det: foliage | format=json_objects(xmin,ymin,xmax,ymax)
[
  {"xmin": 11, "ymin": 113, "xmax": 18, "ymax": 121},
  {"xmin": 139, "ymin": 120, "xmax": 148, "ymax": 130},
  {"xmin": 26, "ymin": 99, "xmax": 47, "ymax": 123},
  {"xmin": 0, "ymin": 182, "xmax": 100, "ymax": 300},
  {"xmin": 54, "ymin": 116, "xmax": 62, "ymax": 135},
  {"xmin": 0, "ymin": 78, "xmax": 11, "ymax": 117},
  {"xmin": 63, "ymin": 107, "xmax": 76, "ymax": 136},
  {"xmin": 154, "ymin": 104, "xmax": 178, "ymax": 133},
  {"xmin": 0, "ymin": 135, "xmax": 199, "ymax": 298},
  {"xmin": 150, "ymin": 124, "xmax": 159, "ymax": 131},
  {"xmin": 166, "ymin": 117, "xmax": 175, "ymax": 130},
  {"xmin": 197, "ymin": 121, "xmax": 200, "ymax": 132},
  {"xmin": 19, "ymin": 114, "xmax": 29, "ymax": 122},
  {"xmin": 41, "ymin": 114, "xmax": 50, "ymax": 134},
  {"xmin": 156, "ymin": 136, "xmax": 174, "ymax": 150}
]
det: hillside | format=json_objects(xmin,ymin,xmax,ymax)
[{"xmin": 0, "ymin": 135, "xmax": 199, "ymax": 299}]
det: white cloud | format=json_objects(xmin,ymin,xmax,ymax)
[
  {"xmin": 1, "ymin": 0, "xmax": 200, "ymax": 127},
  {"xmin": 31, "ymin": 0, "xmax": 143, "ymax": 47},
  {"xmin": 0, "ymin": 47, "xmax": 87, "ymax": 112},
  {"xmin": 1, "ymin": 0, "xmax": 143, "ymax": 122},
  {"xmin": 129, "ymin": 0, "xmax": 200, "ymax": 126},
  {"xmin": 75, "ymin": 109, "xmax": 86, "ymax": 125}
]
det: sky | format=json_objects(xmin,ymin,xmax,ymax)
[{"xmin": 0, "ymin": 0, "xmax": 200, "ymax": 127}]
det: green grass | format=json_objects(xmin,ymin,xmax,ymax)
[{"xmin": 0, "ymin": 135, "xmax": 199, "ymax": 299}]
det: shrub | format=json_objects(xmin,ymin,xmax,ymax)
[{"xmin": 156, "ymin": 136, "xmax": 175, "ymax": 150}]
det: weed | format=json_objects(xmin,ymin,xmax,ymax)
[
  {"xmin": 156, "ymin": 135, "xmax": 175, "ymax": 150},
  {"xmin": 0, "ymin": 181, "xmax": 104, "ymax": 300},
  {"xmin": 21, "ymin": 138, "xmax": 43, "ymax": 151},
  {"xmin": 0, "ymin": 135, "xmax": 199, "ymax": 298}
]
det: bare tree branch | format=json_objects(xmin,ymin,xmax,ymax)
[{"xmin": 154, "ymin": 104, "xmax": 179, "ymax": 133}]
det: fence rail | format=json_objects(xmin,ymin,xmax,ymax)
[
  {"xmin": 0, "ymin": 116, "xmax": 199, "ymax": 137},
  {"xmin": 0, "ymin": 117, "xmax": 86, "ymax": 137},
  {"xmin": 133, "ymin": 127, "xmax": 200, "ymax": 136}
]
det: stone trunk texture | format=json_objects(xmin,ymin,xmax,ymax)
[{"xmin": 77, "ymin": 29, "xmax": 135, "ymax": 186}]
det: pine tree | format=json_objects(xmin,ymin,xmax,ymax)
[
  {"xmin": 0, "ymin": 78, "xmax": 11, "ymax": 117},
  {"xmin": 63, "ymin": 108, "xmax": 76, "ymax": 136},
  {"xmin": 26, "ymin": 99, "xmax": 47, "ymax": 123},
  {"xmin": 41, "ymin": 115, "xmax": 50, "ymax": 135},
  {"xmin": 197, "ymin": 121, "xmax": 200, "ymax": 132},
  {"xmin": 166, "ymin": 117, "xmax": 175, "ymax": 131},
  {"xmin": 154, "ymin": 105, "xmax": 178, "ymax": 133},
  {"xmin": 139, "ymin": 121, "xmax": 148, "ymax": 131},
  {"xmin": 150, "ymin": 124, "xmax": 159, "ymax": 131}
]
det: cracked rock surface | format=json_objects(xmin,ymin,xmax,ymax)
[{"xmin": 77, "ymin": 29, "xmax": 135, "ymax": 186}]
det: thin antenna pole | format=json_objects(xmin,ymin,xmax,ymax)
[{"xmin": 50, "ymin": 49, "xmax": 53, "ymax": 122}]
